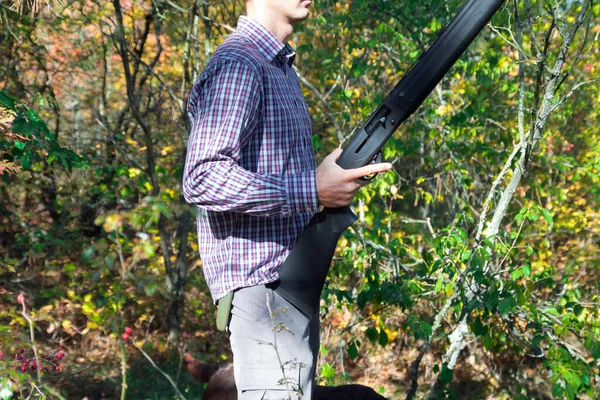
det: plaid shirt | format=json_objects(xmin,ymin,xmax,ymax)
[{"xmin": 183, "ymin": 16, "xmax": 319, "ymax": 301}]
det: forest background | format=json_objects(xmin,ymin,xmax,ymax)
[{"xmin": 1, "ymin": 0, "xmax": 599, "ymax": 399}]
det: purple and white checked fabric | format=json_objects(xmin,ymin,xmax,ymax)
[{"xmin": 183, "ymin": 16, "xmax": 319, "ymax": 302}]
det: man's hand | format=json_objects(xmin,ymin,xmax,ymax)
[{"xmin": 316, "ymin": 148, "xmax": 393, "ymax": 208}]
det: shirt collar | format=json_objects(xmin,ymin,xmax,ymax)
[{"xmin": 237, "ymin": 16, "xmax": 296, "ymax": 67}]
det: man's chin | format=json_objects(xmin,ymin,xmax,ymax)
[{"xmin": 291, "ymin": 10, "xmax": 310, "ymax": 24}]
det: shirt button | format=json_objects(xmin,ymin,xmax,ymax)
[{"xmin": 306, "ymin": 207, "xmax": 313, "ymax": 213}]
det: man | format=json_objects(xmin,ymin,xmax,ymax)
[{"xmin": 182, "ymin": 0, "xmax": 391, "ymax": 398}]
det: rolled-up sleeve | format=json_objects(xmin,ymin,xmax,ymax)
[{"xmin": 182, "ymin": 60, "xmax": 318, "ymax": 216}]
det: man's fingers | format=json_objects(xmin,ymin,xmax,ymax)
[
  {"xmin": 329, "ymin": 147, "xmax": 343, "ymax": 160},
  {"xmin": 349, "ymin": 162, "xmax": 393, "ymax": 179}
]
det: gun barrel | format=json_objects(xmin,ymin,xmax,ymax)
[{"xmin": 337, "ymin": 0, "xmax": 505, "ymax": 170}]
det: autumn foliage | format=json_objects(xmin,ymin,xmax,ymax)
[{"xmin": 1, "ymin": 0, "xmax": 599, "ymax": 399}]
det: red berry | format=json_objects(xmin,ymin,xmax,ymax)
[
  {"xmin": 124, "ymin": 327, "xmax": 133, "ymax": 335},
  {"xmin": 18, "ymin": 348, "xmax": 24, "ymax": 354},
  {"xmin": 55, "ymin": 365, "xmax": 61, "ymax": 371},
  {"xmin": 121, "ymin": 333, "xmax": 130, "ymax": 341},
  {"xmin": 31, "ymin": 363, "xmax": 37, "ymax": 371},
  {"xmin": 17, "ymin": 293, "xmax": 25, "ymax": 305},
  {"xmin": 39, "ymin": 365, "xmax": 43, "ymax": 371},
  {"xmin": 0, "ymin": 352, "xmax": 4, "ymax": 358},
  {"xmin": 21, "ymin": 366, "xmax": 26, "ymax": 372}
]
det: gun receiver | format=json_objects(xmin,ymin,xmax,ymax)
[{"xmin": 274, "ymin": 0, "xmax": 506, "ymax": 318}]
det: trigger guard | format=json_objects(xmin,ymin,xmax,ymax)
[{"xmin": 359, "ymin": 152, "xmax": 383, "ymax": 182}]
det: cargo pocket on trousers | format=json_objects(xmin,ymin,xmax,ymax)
[
  {"xmin": 240, "ymin": 389, "xmax": 299, "ymax": 400},
  {"xmin": 237, "ymin": 366, "xmax": 304, "ymax": 399}
]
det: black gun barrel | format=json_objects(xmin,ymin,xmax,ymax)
[
  {"xmin": 337, "ymin": 0, "xmax": 505, "ymax": 169},
  {"xmin": 275, "ymin": 0, "xmax": 505, "ymax": 318}
]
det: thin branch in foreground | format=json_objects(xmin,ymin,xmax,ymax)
[{"xmin": 131, "ymin": 340, "xmax": 188, "ymax": 400}]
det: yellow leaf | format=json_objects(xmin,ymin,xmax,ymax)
[
  {"xmin": 128, "ymin": 168, "xmax": 141, "ymax": 178},
  {"xmin": 384, "ymin": 328, "xmax": 398, "ymax": 342},
  {"xmin": 62, "ymin": 319, "xmax": 72, "ymax": 329},
  {"xmin": 87, "ymin": 321, "xmax": 98, "ymax": 329},
  {"xmin": 103, "ymin": 214, "xmax": 124, "ymax": 232},
  {"xmin": 160, "ymin": 146, "xmax": 174, "ymax": 156}
]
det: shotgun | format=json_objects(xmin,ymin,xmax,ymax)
[{"xmin": 273, "ymin": 0, "xmax": 506, "ymax": 318}]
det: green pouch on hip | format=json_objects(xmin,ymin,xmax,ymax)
[{"xmin": 216, "ymin": 291, "xmax": 233, "ymax": 332}]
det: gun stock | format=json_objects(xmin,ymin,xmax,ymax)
[{"xmin": 275, "ymin": 0, "xmax": 505, "ymax": 317}]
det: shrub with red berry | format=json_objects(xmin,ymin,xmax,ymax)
[
  {"xmin": 121, "ymin": 327, "xmax": 133, "ymax": 342},
  {"xmin": 0, "ymin": 347, "xmax": 65, "ymax": 376}
]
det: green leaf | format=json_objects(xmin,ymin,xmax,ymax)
[
  {"xmin": 365, "ymin": 327, "xmax": 379, "ymax": 342},
  {"xmin": 460, "ymin": 250, "xmax": 472, "ymax": 262},
  {"xmin": 143, "ymin": 241, "xmax": 155, "ymax": 257},
  {"xmin": 419, "ymin": 320, "xmax": 432, "ymax": 338},
  {"xmin": 0, "ymin": 90, "xmax": 16, "ymax": 109},
  {"xmin": 562, "ymin": 370, "xmax": 581, "ymax": 391},
  {"xmin": 552, "ymin": 383, "xmax": 564, "ymax": 398},
  {"xmin": 526, "ymin": 210, "xmax": 539, "ymax": 222},
  {"xmin": 320, "ymin": 363, "xmax": 335, "ymax": 379},
  {"xmin": 378, "ymin": 329, "xmax": 389, "ymax": 346},
  {"xmin": 348, "ymin": 340, "xmax": 359, "ymax": 360},
  {"xmin": 590, "ymin": 341, "xmax": 600, "ymax": 360},
  {"xmin": 14, "ymin": 140, "xmax": 26, "ymax": 150},
  {"xmin": 63, "ymin": 263, "xmax": 76, "ymax": 273},
  {"xmin": 435, "ymin": 275, "xmax": 444, "ymax": 292},
  {"xmin": 11, "ymin": 118, "xmax": 34, "ymax": 136},
  {"xmin": 540, "ymin": 208, "xmax": 553, "ymax": 225},
  {"xmin": 357, "ymin": 291, "xmax": 370, "ymax": 309},
  {"xmin": 440, "ymin": 364, "xmax": 454, "ymax": 383},
  {"xmin": 545, "ymin": 307, "xmax": 561, "ymax": 316},
  {"xmin": 511, "ymin": 268, "xmax": 523, "ymax": 280},
  {"xmin": 82, "ymin": 246, "xmax": 95, "ymax": 262},
  {"xmin": 144, "ymin": 281, "xmax": 157, "ymax": 296},
  {"xmin": 20, "ymin": 150, "xmax": 33, "ymax": 170},
  {"xmin": 472, "ymin": 317, "xmax": 488, "ymax": 336},
  {"xmin": 105, "ymin": 253, "xmax": 115, "ymax": 268},
  {"xmin": 498, "ymin": 297, "xmax": 514, "ymax": 314}
]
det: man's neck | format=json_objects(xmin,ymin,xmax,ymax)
[{"xmin": 245, "ymin": 11, "xmax": 293, "ymax": 42}]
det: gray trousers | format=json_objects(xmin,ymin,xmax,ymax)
[{"xmin": 228, "ymin": 284, "xmax": 320, "ymax": 400}]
